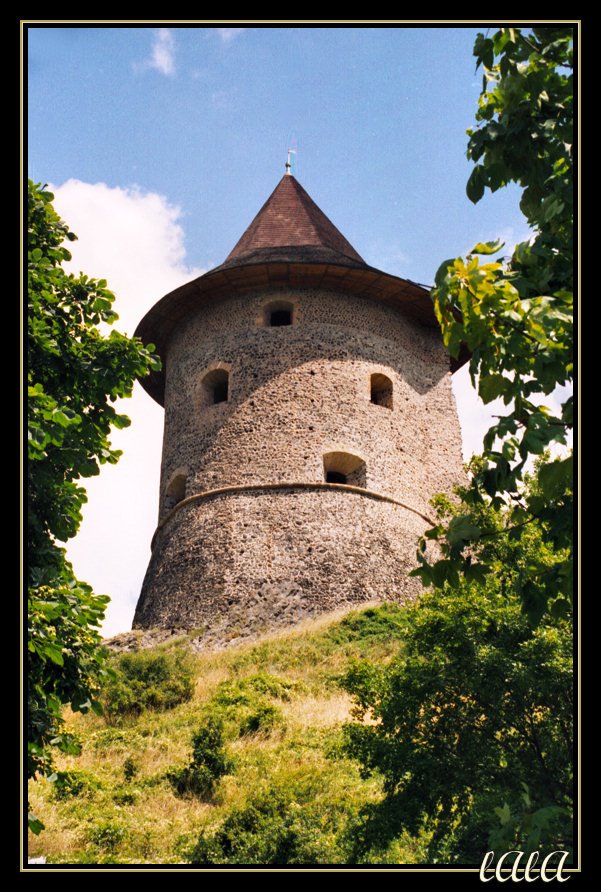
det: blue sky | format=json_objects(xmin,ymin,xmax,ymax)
[
  {"xmin": 27, "ymin": 24, "xmax": 536, "ymax": 635},
  {"xmin": 28, "ymin": 25, "xmax": 528, "ymax": 282}
]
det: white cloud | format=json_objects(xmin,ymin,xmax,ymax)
[
  {"xmin": 135, "ymin": 28, "xmax": 176, "ymax": 77},
  {"xmin": 50, "ymin": 180, "xmax": 205, "ymax": 637},
  {"xmin": 452, "ymin": 365, "xmax": 501, "ymax": 462},
  {"xmin": 216, "ymin": 28, "xmax": 245, "ymax": 44},
  {"xmin": 452, "ymin": 365, "xmax": 573, "ymax": 464},
  {"xmin": 51, "ymin": 180, "xmax": 204, "ymax": 335}
]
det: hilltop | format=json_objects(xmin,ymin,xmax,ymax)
[{"xmin": 27, "ymin": 603, "xmax": 425, "ymax": 866}]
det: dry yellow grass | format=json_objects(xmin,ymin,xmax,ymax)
[
  {"xmin": 27, "ymin": 602, "xmax": 407, "ymax": 864},
  {"xmin": 281, "ymin": 693, "xmax": 353, "ymax": 728}
]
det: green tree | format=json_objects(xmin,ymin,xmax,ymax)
[
  {"xmin": 27, "ymin": 180, "xmax": 160, "ymax": 831},
  {"xmin": 341, "ymin": 462, "xmax": 573, "ymax": 863},
  {"xmin": 413, "ymin": 27, "xmax": 573, "ymax": 623}
]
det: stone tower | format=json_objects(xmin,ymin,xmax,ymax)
[{"xmin": 132, "ymin": 171, "xmax": 465, "ymax": 635}]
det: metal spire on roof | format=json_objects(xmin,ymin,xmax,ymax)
[{"xmin": 285, "ymin": 147, "xmax": 296, "ymax": 175}]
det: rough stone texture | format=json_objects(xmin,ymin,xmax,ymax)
[
  {"xmin": 133, "ymin": 285, "xmax": 464, "ymax": 631},
  {"xmin": 107, "ymin": 604, "xmax": 381, "ymax": 654},
  {"xmin": 104, "ymin": 627, "xmax": 190, "ymax": 654}
]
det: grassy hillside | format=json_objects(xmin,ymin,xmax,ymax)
[{"xmin": 28, "ymin": 603, "xmax": 427, "ymax": 865}]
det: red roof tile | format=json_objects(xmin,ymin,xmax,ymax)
[{"xmin": 225, "ymin": 174, "xmax": 365, "ymax": 265}]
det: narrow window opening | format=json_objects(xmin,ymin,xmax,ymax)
[
  {"xmin": 263, "ymin": 299, "xmax": 294, "ymax": 327},
  {"xmin": 200, "ymin": 368, "xmax": 230, "ymax": 407},
  {"xmin": 164, "ymin": 472, "xmax": 186, "ymax": 513},
  {"xmin": 212, "ymin": 377, "xmax": 228, "ymax": 404},
  {"xmin": 323, "ymin": 452, "xmax": 367, "ymax": 489},
  {"xmin": 370, "ymin": 373, "xmax": 393, "ymax": 409},
  {"xmin": 270, "ymin": 309, "xmax": 292, "ymax": 327}
]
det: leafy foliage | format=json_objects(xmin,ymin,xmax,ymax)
[
  {"xmin": 238, "ymin": 702, "xmax": 283, "ymax": 737},
  {"xmin": 101, "ymin": 649, "xmax": 194, "ymax": 721},
  {"xmin": 28, "ymin": 180, "xmax": 160, "ymax": 574},
  {"xmin": 27, "ymin": 180, "xmax": 160, "ymax": 830},
  {"xmin": 168, "ymin": 717, "xmax": 234, "ymax": 800},
  {"xmin": 324, "ymin": 603, "xmax": 406, "ymax": 645},
  {"xmin": 52, "ymin": 769, "xmax": 102, "ymax": 801},
  {"xmin": 190, "ymin": 788, "xmax": 351, "ymax": 865},
  {"xmin": 87, "ymin": 820, "xmax": 127, "ymax": 853},
  {"xmin": 341, "ymin": 475, "xmax": 573, "ymax": 864},
  {"xmin": 28, "ymin": 584, "xmax": 108, "ymax": 780},
  {"xmin": 211, "ymin": 672, "xmax": 293, "ymax": 705},
  {"xmin": 204, "ymin": 672, "xmax": 291, "ymax": 739},
  {"xmin": 415, "ymin": 27, "xmax": 573, "ymax": 622},
  {"xmin": 123, "ymin": 757, "xmax": 139, "ymax": 782}
]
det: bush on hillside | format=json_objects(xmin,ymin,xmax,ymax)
[
  {"xmin": 208, "ymin": 673, "xmax": 290, "ymax": 738},
  {"xmin": 101, "ymin": 648, "xmax": 194, "ymax": 721},
  {"xmin": 325, "ymin": 604, "xmax": 406, "ymax": 646},
  {"xmin": 52, "ymin": 769, "xmax": 102, "ymax": 800},
  {"xmin": 341, "ymin": 580, "xmax": 573, "ymax": 863},
  {"xmin": 168, "ymin": 717, "xmax": 234, "ymax": 800},
  {"xmin": 190, "ymin": 789, "xmax": 350, "ymax": 864}
]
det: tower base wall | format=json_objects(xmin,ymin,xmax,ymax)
[{"xmin": 133, "ymin": 486, "xmax": 429, "ymax": 634}]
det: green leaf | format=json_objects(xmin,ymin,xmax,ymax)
[
  {"xmin": 479, "ymin": 374, "xmax": 508, "ymax": 404},
  {"xmin": 434, "ymin": 259, "xmax": 456, "ymax": 288},
  {"xmin": 408, "ymin": 566, "xmax": 432, "ymax": 584},
  {"xmin": 474, "ymin": 34, "xmax": 494, "ymax": 70},
  {"xmin": 447, "ymin": 515, "xmax": 482, "ymax": 546},
  {"xmin": 549, "ymin": 596, "xmax": 570, "ymax": 619},
  {"xmin": 561, "ymin": 397, "xmax": 573, "ymax": 426},
  {"xmin": 464, "ymin": 562, "xmax": 488, "ymax": 584},
  {"xmin": 466, "ymin": 165, "xmax": 485, "ymax": 203},
  {"xmin": 537, "ymin": 456, "xmax": 572, "ymax": 499},
  {"xmin": 495, "ymin": 802, "xmax": 512, "ymax": 825},
  {"xmin": 443, "ymin": 322, "xmax": 465, "ymax": 359},
  {"xmin": 469, "ymin": 240, "xmax": 505, "ymax": 255},
  {"xmin": 42, "ymin": 644, "xmax": 64, "ymax": 666},
  {"xmin": 28, "ymin": 813, "xmax": 45, "ymax": 835},
  {"xmin": 430, "ymin": 560, "xmax": 459, "ymax": 589}
]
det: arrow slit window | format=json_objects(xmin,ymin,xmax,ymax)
[{"xmin": 370, "ymin": 373, "xmax": 393, "ymax": 409}]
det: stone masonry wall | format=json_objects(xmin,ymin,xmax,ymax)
[{"xmin": 133, "ymin": 287, "xmax": 464, "ymax": 631}]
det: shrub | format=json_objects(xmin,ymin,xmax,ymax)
[
  {"xmin": 168, "ymin": 717, "xmax": 234, "ymax": 800},
  {"xmin": 123, "ymin": 757, "xmax": 139, "ymax": 782},
  {"xmin": 112, "ymin": 787, "xmax": 139, "ymax": 806},
  {"xmin": 238, "ymin": 703, "xmax": 283, "ymax": 737},
  {"xmin": 102, "ymin": 648, "xmax": 194, "ymax": 720},
  {"xmin": 190, "ymin": 790, "xmax": 349, "ymax": 864},
  {"xmin": 89, "ymin": 728, "xmax": 144, "ymax": 751},
  {"xmin": 341, "ymin": 582, "xmax": 573, "ymax": 863},
  {"xmin": 212, "ymin": 673, "xmax": 293, "ymax": 706},
  {"xmin": 208, "ymin": 673, "xmax": 290, "ymax": 738},
  {"xmin": 326, "ymin": 604, "xmax": 406, "ymax": 646},
  {"xmin": 87, "ymin": 820, "xmax": 126, "ymax": 852},
  {"xmin": 52, "ymin": 770, "xmax": 101, "ymax": 801}
]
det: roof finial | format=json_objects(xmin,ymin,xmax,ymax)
[{"xmin": 285, "ymin": 147, "xmax": 296, "ymax": 175}]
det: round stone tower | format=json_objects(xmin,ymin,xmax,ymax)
[{"xmin": 132, "ymin": 171, "xmax": 465, "ymax": 634}]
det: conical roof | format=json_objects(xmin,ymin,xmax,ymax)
[
  {"xmin": 222, "ymin": 173, "xmax": 365, "ymax": 267},
  {"xmin": 135, "ymin": 172, "xmax": 469, "ymax": 405}
]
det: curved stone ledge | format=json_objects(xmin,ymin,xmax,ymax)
[
  {"xmin": 135, "ymin": 485, "xmax": 435, "ymax": 630},
  {"xmin": 151, "ymin": 481, "xmax": 435, "ymax": 551}
]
